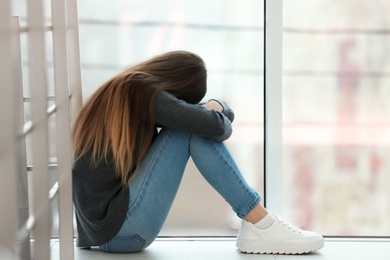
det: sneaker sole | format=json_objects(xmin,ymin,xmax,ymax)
[{"xmin": 237, "ymin": 239, "xmax": 324, "ymax": 255}]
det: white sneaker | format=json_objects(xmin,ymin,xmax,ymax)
[{"xmin": 236, "ymin": 215, "xmax": 324, "ymax": 254}]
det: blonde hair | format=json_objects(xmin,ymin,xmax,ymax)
[{"xmin": 72, "ymin": 51, "xmax": 207, "ymax": 186}]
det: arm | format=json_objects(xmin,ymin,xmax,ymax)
[{"xmin": 153, "ymin": 91, "xmax": 234, "ymax": 141}]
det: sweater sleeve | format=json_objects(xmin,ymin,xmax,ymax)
[
  {"xmin": 208, "ymin": 99, "xmax": 235, "ymax": 123},
  {"xmin": 153, "ymin": 91, "xmax": 234, "ymax": 142}
]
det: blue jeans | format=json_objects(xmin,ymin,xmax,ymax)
[{"xmin": 99, "ymin": 128, "xmax": 261, "ymax": 253}]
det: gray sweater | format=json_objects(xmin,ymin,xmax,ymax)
[{"xmin": 72, "ymin": 90, "xmax": 234, "ymax": 247}]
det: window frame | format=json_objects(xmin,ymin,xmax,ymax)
[{"xmin": 263, "ymin": 0, "xmax": 283, "ymax": 214}]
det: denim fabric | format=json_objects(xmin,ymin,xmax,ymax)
[{"xmin": 99, "ymin": 128, "xmax": 261, "ymax": 253}]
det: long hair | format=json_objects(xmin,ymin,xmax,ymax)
[{"xmin": 72, "ymin": 50, "xmax": 207, "ymax": 186}]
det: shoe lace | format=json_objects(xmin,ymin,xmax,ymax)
[{"xmin": 274, "ymin": 214, "xmax": 303, "ymax": 234}]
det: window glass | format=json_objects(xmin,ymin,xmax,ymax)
[
  {"xmin": 77, "ymin": 0, "xmax": 264, "ymax": 236},
  {"xmin": 283, "ymin": 0, "xmax": 390, "ymax": 236}
]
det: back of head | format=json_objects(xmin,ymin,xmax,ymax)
[{"xmin": 129, "ymin": 50, "xmax": 207, "ymax": 104}]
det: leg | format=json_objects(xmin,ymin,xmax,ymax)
[
  {"xmin": 100, "ymin": 129, "xmax": 264, "ymax": 253},
  {"xmin": 189, "ymin": 136, "xmax": 324, "ymax": 254},
  {"xmin": 99, "ymin": 129, "xmax": 324, "ymax": 254},
  {"xmin": 189, "ymin": 135, "xmax": 262, "ymax": 219},
  {"xmin": 99, "ymin": 128, "xmax": 192, "ymax": 253}
]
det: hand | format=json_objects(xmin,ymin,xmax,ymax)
[{"xmin": 203, "ymin": 100, "xmax": 223, "ymax": 112}]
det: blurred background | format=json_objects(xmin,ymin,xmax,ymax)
[{"xmin": 12, "ymin": 0, "xmax": 390, "ymax": 237}]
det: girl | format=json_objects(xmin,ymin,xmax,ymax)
[{"xmin": 72, "ymin": 50, "xmax": 324, "ymax": 254}]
